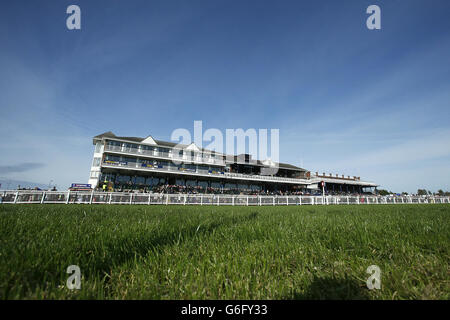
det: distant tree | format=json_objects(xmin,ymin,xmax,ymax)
[
  {"xmin": 437, "ymin": 189, "xmax": 444, "ymax": 196},
  {"xmin": 417, "ymin": 189, "xmax": 428, "ymax": 196},
  {"xmin": 378, "ymin": 189, "xmax": 390, "ymax": 196},
  {"xmin": 401, "ymin": 192, "xmax": 408, "ymax": 195}
]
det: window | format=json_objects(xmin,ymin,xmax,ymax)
[
  {"xmin": 90, "ymin": 171, "xmax": 100, "ymax": 178},
  {"xmin": 92, "ymin": 157, "xmax": 101, "ymax": 167},
  {"xmin": 116, "ymin": 175, "xmax": 131, "ymax": 183},
  {"xmin": 198, "ymin": 181, "xmax": 208, "ymax": 188},
  {"xmin": 106, "ymin": 140, "xmax": 121, "ymax": 147},
  {"xmin": 184, "ymin": 164, "xmax": 196, "ymax": 170},
  {"xmin": 211, "ymin": 182, "xmax": 221, "ymax": 188},
  {"xmin": 132, "ymin": 176, "xmax": 146, "ymax": 185},
  {"xmin": 105, "ymin": 154, "xmax": 120, "ymax": 162},
  {"xmin": 123, "ymin": 143, "xmax": 138, "ymax": 152},
  {"xmin": 145, "ymin": 177, "xmax": 159, "ymax": 186},
  {"xmin": 122, "ymin": 156, "xmax": 137, "ymax": 163},
  {"xmin": 173, "ymin": 149, "xmax": 183, "ymax": 159},
  {"xmin": 158, "ymin": 147, "xmax": 170, "ymax": 155},
  {"xmin": 102, "ymin": 173, "xmax": 116, "ymax": 182},
  {"xmin": 95, "ymin": 142, "xmax": 102, "ymax": 153},
  {"xmin": 142, "ymin": 145, "xmax": 154, "ymax": 152},
  {"xmin": 186, "ymin": 180, "xmax": 197, "ymax": 187}
]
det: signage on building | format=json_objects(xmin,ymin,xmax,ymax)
[{"xmin": 71, "ymin": 183, "xmax": 92, "ymax": 188}]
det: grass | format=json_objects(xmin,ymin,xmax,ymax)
[{"xmin": 0, "ymin": 204, "xmax": 449, "ymax": 299}]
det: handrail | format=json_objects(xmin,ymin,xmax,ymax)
[
  {"xmin": 101, "ymin": 161, "xmax": 308, "ymax": 184},
  {"xmin": 104, "ymin": 145, "xmax": 226, "ymax": 166},
  {"xmin": 1, "ymin": 190, "xmax": 449, "ymax": 206}
]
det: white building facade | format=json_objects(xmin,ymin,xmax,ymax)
[{"xmin": 88, "ymin": 131, "xmax": 377, "ymax": 194}]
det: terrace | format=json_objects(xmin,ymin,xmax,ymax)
[
  {"xmin": 104, "ymin": 143, "xmax": 227, "ymax": 166},
  {"xmin": 101, "ymin": 160, "xmax": 311, "ymax": 185}
]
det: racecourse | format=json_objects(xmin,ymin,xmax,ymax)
[{"xmin": 0, "ymin": 204, "xmax": 449, "ymax": 299}]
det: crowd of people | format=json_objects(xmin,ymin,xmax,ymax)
[
  {"xmin": 15, "ymin": 186, "xmax": 57, "ymax": 191},
  {"xmin": 99, "ymin": 183, "xmax": 374, "ymax": 196}
]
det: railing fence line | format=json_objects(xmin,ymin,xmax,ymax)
[{"xmin": 0, "ymin": 190, "xmax": 449, "ymax": 206}]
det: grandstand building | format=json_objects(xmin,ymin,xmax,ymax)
[{"xmin": 88, "ymin": 132, "xmax": 378, "ymax": 194}]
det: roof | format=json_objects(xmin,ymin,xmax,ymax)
[
  {"xmin": 94, "ymin": 131, "xmax": 308, "ymax": 171},
  {"xmin": 94, "ymin": 132, "xmax": 205, "ymax": 150},
  {"xmin": 309, "ymin": 176, "xmax": 378, "ymax": 187}
]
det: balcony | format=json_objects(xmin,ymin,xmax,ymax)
[
  {"xmin": 101, "ymin": 160, "xmax": 309, "ymax": 185},
  {"xmin": 104, "ymin": 144, "xmax": 226, "ymax": 166}
]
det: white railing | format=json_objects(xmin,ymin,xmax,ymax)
[
  {"xmin": 104, "ymin": 145, "xmax": 226, "ymax": 166},
  {"xmin": 101, "ymin": 161, "xmax": 308, "ymax": 184},
  {"xmin": 103, "ymin": 145, "xmax": 308, "ymax": 183},
  {"xmin": 0, "ymin": 190, "xmax": 449, "ymax": 206}
]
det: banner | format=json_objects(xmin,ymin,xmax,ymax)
[
  {"xmin": 104, "ymin": 160, "xmax": 128, "ymax": 166},
  {"xmin": 71, "ymin": 183, "xmax": 92, "ymax": 188}
]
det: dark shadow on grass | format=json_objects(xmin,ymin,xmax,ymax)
[
  {"xmin": 5, "ymin": 210, "xmax": 262, "ymax": 297},
  {"xmin": 288, "ymin": 276, "xmax": 370, "ymax": 300},
  {"xmin": 86, "ymin": 210, "xmax": 261, "ymax": 278}
]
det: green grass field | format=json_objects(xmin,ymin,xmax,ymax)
[{"xmin": 0, "ymin": 204, "xmax": 449, "ymax": 299}]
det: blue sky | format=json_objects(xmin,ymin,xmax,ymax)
[{"xmin": 0, "ymin": 0, "xmax": 449, "ymax": 193}]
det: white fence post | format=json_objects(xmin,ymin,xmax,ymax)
[{"xmin": 41, "ymin": 192, "xmax": 46, "ymax": 204}]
